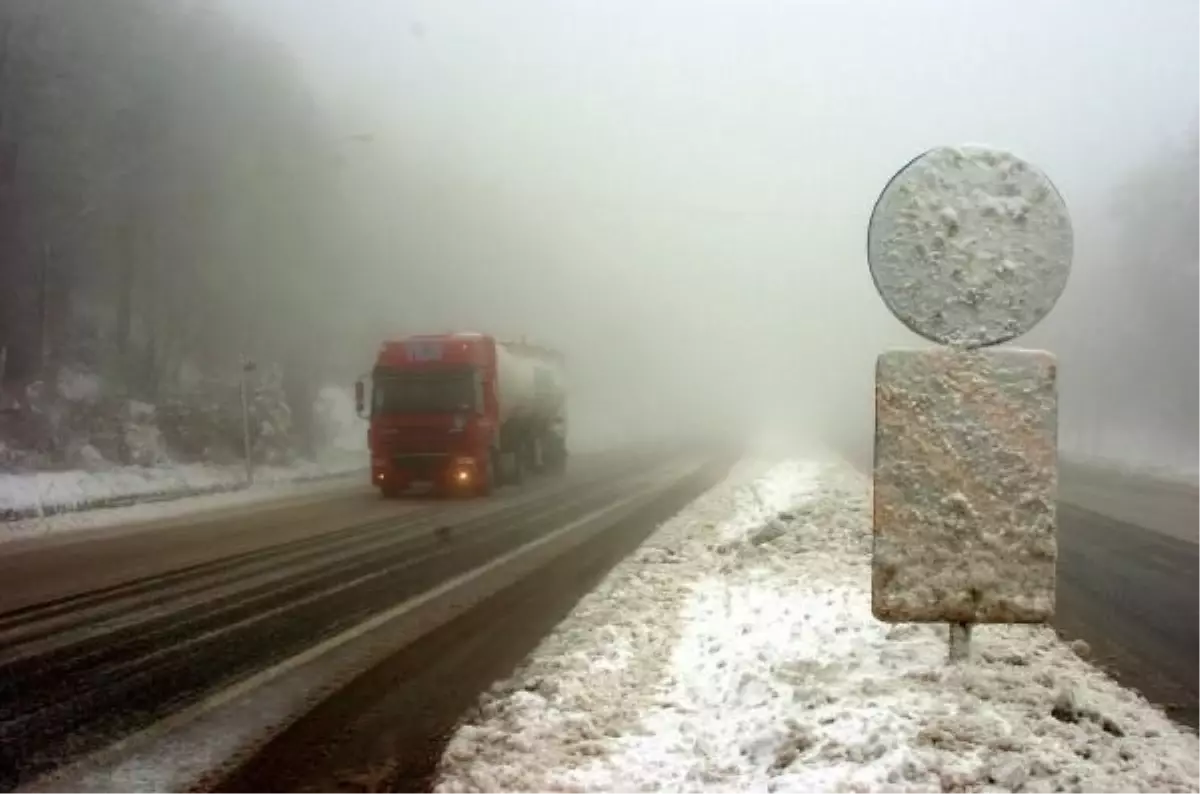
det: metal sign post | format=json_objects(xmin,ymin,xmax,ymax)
[
  {"xmin": 241, "ymin": 358, "xmax": 257, "ymax": 486},
  {"xmin": 866, "ymin": 145, "xmax": 1073, "ymax": 663}
]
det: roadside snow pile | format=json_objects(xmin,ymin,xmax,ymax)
[
  {"xmin": 717, "ymin": 459, "xmax": 821, "ymax": 543},
  {"xmin": 0, "ymin": 466, "xmax": 366, "ymax": 542},
  {"xmin": 435, "ymin": 460, "xmax": 1200, "ymax": 794},
  {"xmin": 0, "ymin": 456, "xmax": 363, "ymax": 525},
  {"xmin": 56, "ymin": 368, "xmax": 102, "ymax": 403},
  {"xmin": 1, "ymin": 382, "xmax": 367, "ymax": 523}
]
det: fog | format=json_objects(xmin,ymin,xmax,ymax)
[
  {"xmin": 1, "ymin": 1, "xmax": 1193, "ymax": 475},
  {"xmin": 231, "ymin": 0, "xmax": 1197, "ymax": 471}
]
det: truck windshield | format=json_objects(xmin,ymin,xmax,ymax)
[{"xmin": 372, "ymin": 368, "xmax": 479, "ymax": 415}]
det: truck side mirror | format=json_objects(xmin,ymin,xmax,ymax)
[{"xmin": 354, "ymin": 380, "xmax": 365, "ymax": 418}]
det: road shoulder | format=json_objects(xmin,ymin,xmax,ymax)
[
  {"xmin": 1059, "ymin": 460, "xmax": 1198, "ymax": 544},
  {"xmin": 434, "ymin": 459, "xmax": 1199, "ymax": 793}
]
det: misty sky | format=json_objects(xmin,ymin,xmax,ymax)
[{"xmin": 233, "ymin": 0, "xmax": 1198, "ymax": 470}]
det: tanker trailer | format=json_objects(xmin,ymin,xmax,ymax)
[
  {"xmin": 495, "ymin": 339, "xmax": 568, "ymax": 484},
  {"xmin": 358, "ymin": 332, "xmax": 567, "ymax": 497}
]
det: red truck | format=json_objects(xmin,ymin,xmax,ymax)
[{"xmin": 355, "ymin": 332, "xmax": 568, "ymax": 497}]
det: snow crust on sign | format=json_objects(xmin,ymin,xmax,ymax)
[
  {"xmin": 867, "ymin": 145, "xmax": 1073, "ymax": 349},
  {"xmin": 434, "ymin": 460, "xmax": 1199, "ymax": 794}
]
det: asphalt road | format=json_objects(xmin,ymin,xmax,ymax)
[
  {"xmin": 1055, "ymin": 464, "xmax": 1199, "ymax": 728},
  {"xmin": 214, "ymin": 456, "xmax": 732, "ymax": 793},
  {"xmin": 0, "ymin": 447, "xmax": 729, "ymax": 792},
  {"xmin": 214, "ymin": 458, "xmax": 1199, "ymax": 790},
  {"xmin": 2, "ymin": 450, "xmax": 1191, "ymax": 790}
]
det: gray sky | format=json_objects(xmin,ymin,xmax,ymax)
[{"xmin": 235, "ymin": 0, "xmax": 1198, "ymax": 470}]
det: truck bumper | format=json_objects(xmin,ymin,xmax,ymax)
[{"xmin": 373, "ymin": 455, "xmax": 484, "ymax": 496}]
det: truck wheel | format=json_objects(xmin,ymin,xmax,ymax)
[
  {"xmin": 380, "ymin": 485, "xmax": 402, "ymax": 500},
  {"xmin": 529, "ymin": 438, "xmax": 545, "ymax": 474},
  {"xmin": 546, "ymin": 439, "xmax": 568, "ymax": 475},
  {"xmin": 477, "ymin": 457, "xmax": 496, "ymax": 496},
  {"xmin": 507, "ymin": 449, "xmax": 524, "ymax": 486},
  {"xmin": 551, "ymin": 452, "xmax": 568, "ymax": 475},
  {"xmin": 489, "ymin": 450, "xmax": 503, "ymax": 488}
]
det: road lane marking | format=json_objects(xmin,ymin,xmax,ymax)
[{"xmin": 23, "ymin": 457, "xmax": 707, "ymax": 793}]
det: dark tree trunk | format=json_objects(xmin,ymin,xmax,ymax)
[
  {"xmin": 283, "ymin": 359, "xmax": 314, "ymax": 457},
  {"xmin": 114, "ymin": 216, "xmax": 135, "ymax": 357}
]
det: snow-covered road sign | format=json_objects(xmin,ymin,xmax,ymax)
[
  {"xmin": 866, "ymin": 145, "xmax": 1072, "ymax": 656},
  {"xmin": 872, "ymin": 348, "xmax": 1058, "ymax": 623},
  {"xmin": 867, "ymin": 145, "xmax": 1073, "ymax": 349}
]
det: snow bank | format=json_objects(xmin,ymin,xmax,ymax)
[
  {"xmin": 56, "ymin": 367, "xmax": 102, "ymax": 403},
  {"xmin": 435, "ymin": 460, "xmax": 1199, "ymax": 793},
  {"xmin": 1, "ymin": 382, "xmax": 368, "ymax": 526},
  {"xmin": 0, "ymin": 454, "xmax": 363, "ymax": 528},
  {"xmin": 0, "ymin": 464, "xmax": 364, "ymax": 543}
]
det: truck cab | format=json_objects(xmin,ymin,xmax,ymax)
[
  {"xmin": 357, "ymin": 333, "xmax": 566, "ymax": 498},
  {"xmin": 359, "ymin": 335, "xmax": 496, "ymax": 497}
]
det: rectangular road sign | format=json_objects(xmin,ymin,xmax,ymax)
[{"xmin": 872, "ymin": 348, "xmax": 1058, "ymax": 624}]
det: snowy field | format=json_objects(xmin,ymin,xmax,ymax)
[{"xmin": 435, "ymin": 459, "xmax": 1200, "ymax": 793}]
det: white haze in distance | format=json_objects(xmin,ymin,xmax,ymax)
[{"xmin": 234, "ymin": 0, "xmax": 1198, "ymax": 473}]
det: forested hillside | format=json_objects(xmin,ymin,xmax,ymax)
[{"xmin": 0, "ymin": 0, "xmax": 355, "ymax": 471}]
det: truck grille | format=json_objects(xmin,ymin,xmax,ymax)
[
  {"xmin": 384, "ymin": 427, "xmax": 448, "ymax": 454},
  {"xmin": 393, "ymin": 454, "xmax": 445, "ymax": 478}
]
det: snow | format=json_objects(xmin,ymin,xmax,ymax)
[
  {"xmin": 315, "ymin": 385, "xmax": 368, "ymax": 452},
  {"xmin": 867, "ymin": 145, "xmax": 1073, "ymax": 349},
  {"xmin": 717, "ymin": 459, "xmax": 821, "ymax": 543},
  {"xmin": 0, "ymin": 454, "xmax": 364, "ymax": 540},
  {"xmin": 57, "ymin": 367, "xmax": 102, "ymax": 403},
  {"xmin": 0, "ymin": 382, "xmax": 370, "ymax": 533},
  {"xmin": 434, "ymin": 458, "xmax": 1199, "ymax": 794}
]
